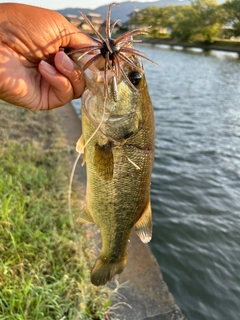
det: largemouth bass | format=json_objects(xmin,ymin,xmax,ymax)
[{"xmin": 70, "ymin": 4, "xmax": 155, "ymax": 286}]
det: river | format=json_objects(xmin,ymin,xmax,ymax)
[
  {"xmin": 72, "ymin": 44, "xmax": 240, "ymax": 320},
  {"xmin": 144, "ymin": 44, "xmax": 240, "ymax": 320}
]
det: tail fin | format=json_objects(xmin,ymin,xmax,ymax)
[{"xmin": 91, "ymin": 256, "xmax": 127, "ymax": 286}]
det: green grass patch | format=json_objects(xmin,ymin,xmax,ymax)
[{"xmin": 0, "ymin": 101, "xmax": 113, "ymax": 319}]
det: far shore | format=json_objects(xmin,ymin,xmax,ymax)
[{"xmin": 142, "ymin": 37, "xmax": 240, "ymax": 54}]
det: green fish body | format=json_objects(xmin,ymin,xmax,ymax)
[{"xmin": 73, "ymin": 51, "xmax": 155, "ymax": 286}]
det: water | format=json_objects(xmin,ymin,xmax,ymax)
[
  {"xmin": 142, "ymin": 44, "xmax": 240, "ymax": 320},
  {"xmin": 72, "ymin": 45, "xmax": 240, "ymax": 320}
]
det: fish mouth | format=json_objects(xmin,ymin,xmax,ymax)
[
  {"xmin": 82, "ymin": 93, "xmax": 137, "ymax": 127},
  {"xmin": 72, "ymin": 52, "xmax": 117, "ymax": 84}
]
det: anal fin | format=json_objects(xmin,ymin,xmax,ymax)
[{"xmin": 134, "ymin": 198, "xmax": 152, "ymax": 243}]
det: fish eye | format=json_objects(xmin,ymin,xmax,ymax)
[{"xmin": 128, "ymin": 71, "xmax": 142, "ymax": 86}]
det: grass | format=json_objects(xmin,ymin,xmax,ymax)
[{"xmin": 0, "ymin": 101, "xmax": 113, "ymax": 320}]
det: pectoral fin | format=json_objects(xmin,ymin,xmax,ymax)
[
  {"xmin": 76, "ymin": 135, "xmax": 86, "ymax": 166},
  {"xmin": 94, "ymin": 142, "xmax": 113, "ymax": 180},
  {"xmin": 134, "ymin": 198, "xmax": 152, "ymax": 243}
]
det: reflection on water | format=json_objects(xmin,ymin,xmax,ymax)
[
  {"xmin": 209, "ymin": 50, "xmax": 239, "ymax": 60},
  {"xmin": 72, "ymin": 98, "xmax": 81, "ymax": 116},
  {"xmin": 141, "ymin": 44, "xmax": 240, "ymax": 320}
]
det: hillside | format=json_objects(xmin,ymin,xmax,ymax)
[{"xmin": 57, "ymin": 0, "xmax": 192, "ymax": 23}]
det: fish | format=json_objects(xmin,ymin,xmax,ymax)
[{"xmin": 69, "ymin": 3, "xmax": 155, "ymax": 286}]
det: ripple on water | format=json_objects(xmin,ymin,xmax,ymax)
[{"xmin": 142, "ymin": 44, "xmax": 240, "ymax": 320}]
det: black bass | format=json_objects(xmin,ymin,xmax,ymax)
[{"xmin": 70, "ymin": 4, "xmax": 155, "ymax": 286}]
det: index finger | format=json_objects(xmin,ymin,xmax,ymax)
[{"xmin": 58, "ymin": 18, "xmax": 94, "ymax": 50}]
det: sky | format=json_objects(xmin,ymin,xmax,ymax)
[{"xmin": 0, "ymin": 0, "xmax": 142, "ymax": 10}]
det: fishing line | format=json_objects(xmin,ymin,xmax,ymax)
[
  {"xmin": 81, "ymin": 95, "xmax": 107, "ymax": 151},
  {"xmin": 68, "ymin": 152, "xmax": 81, "ymax": 242},
  {"xmin": 67, "ymin": 42, "xmax": 110, "ymax": 225},
  {"xmin": 68, "ymin": 95, "xmax": 108, "ymax": 222}
]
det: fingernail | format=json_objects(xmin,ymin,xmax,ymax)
[
  {"xmin": 61, "ymin": 54, "xmax": 74, "ymax": 72},
  {"xmin": 40, "ymin": 60, "xmax": 57, "ymax": 75}
]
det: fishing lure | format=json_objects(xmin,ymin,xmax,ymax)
[{"xmin": 68, "ymin": 3, "xmax": 156, "ymax": 102}]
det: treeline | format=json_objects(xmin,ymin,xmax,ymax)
[{"xmin": 130, "ymin": 0, "xmax": 240, "ymax": 42}]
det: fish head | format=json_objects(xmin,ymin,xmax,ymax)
[{"xmin": 71, "ymin": 42, "xmax": 151, "ymax": 143}]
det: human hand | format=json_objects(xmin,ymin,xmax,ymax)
[{"xmin": 0, "ymin": 3, "xmax": 93, "ymax": 111}]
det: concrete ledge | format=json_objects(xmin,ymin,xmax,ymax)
[
  {"xmin": 143, "ymin": 37, "xmax": 240, "ymax": 54},
  {"xmin": 56, "ymin": 102, "xmax": 187, "ymax": 320}
]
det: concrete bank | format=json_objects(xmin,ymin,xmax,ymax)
[
  {"xmin": 144, "ymin": 38, "xmax": 240, "ymax": 54},
  {"xmin": 56, "ymin": 102, "xmax": 187, "ymax": 320}
]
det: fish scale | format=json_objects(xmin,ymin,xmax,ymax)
[
  {"xmin": 70, "ymin": 4, "xmax": 155, "ymax": 286},
  {"xmin": 78, "ymin": 76, "xmax": 154, "ymax": 286}
]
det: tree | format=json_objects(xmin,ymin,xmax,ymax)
[
  {"xmin": 163, "ymin": 5, "xmax": 196, "ymax": 41},
  {"xmin": 131, "ymin": 0, "xmax": 224, "ymax": 42},
  {"xmin": 171, "ymin": 0, "xmax": 223, "ymax": 42},
  {"xmin": 222, "ymin": 0, "xmax": 240, "ymax": 37},
  {"xmin": 129, "ymin": 6, "xmax": 166, "ymax": 37}
]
